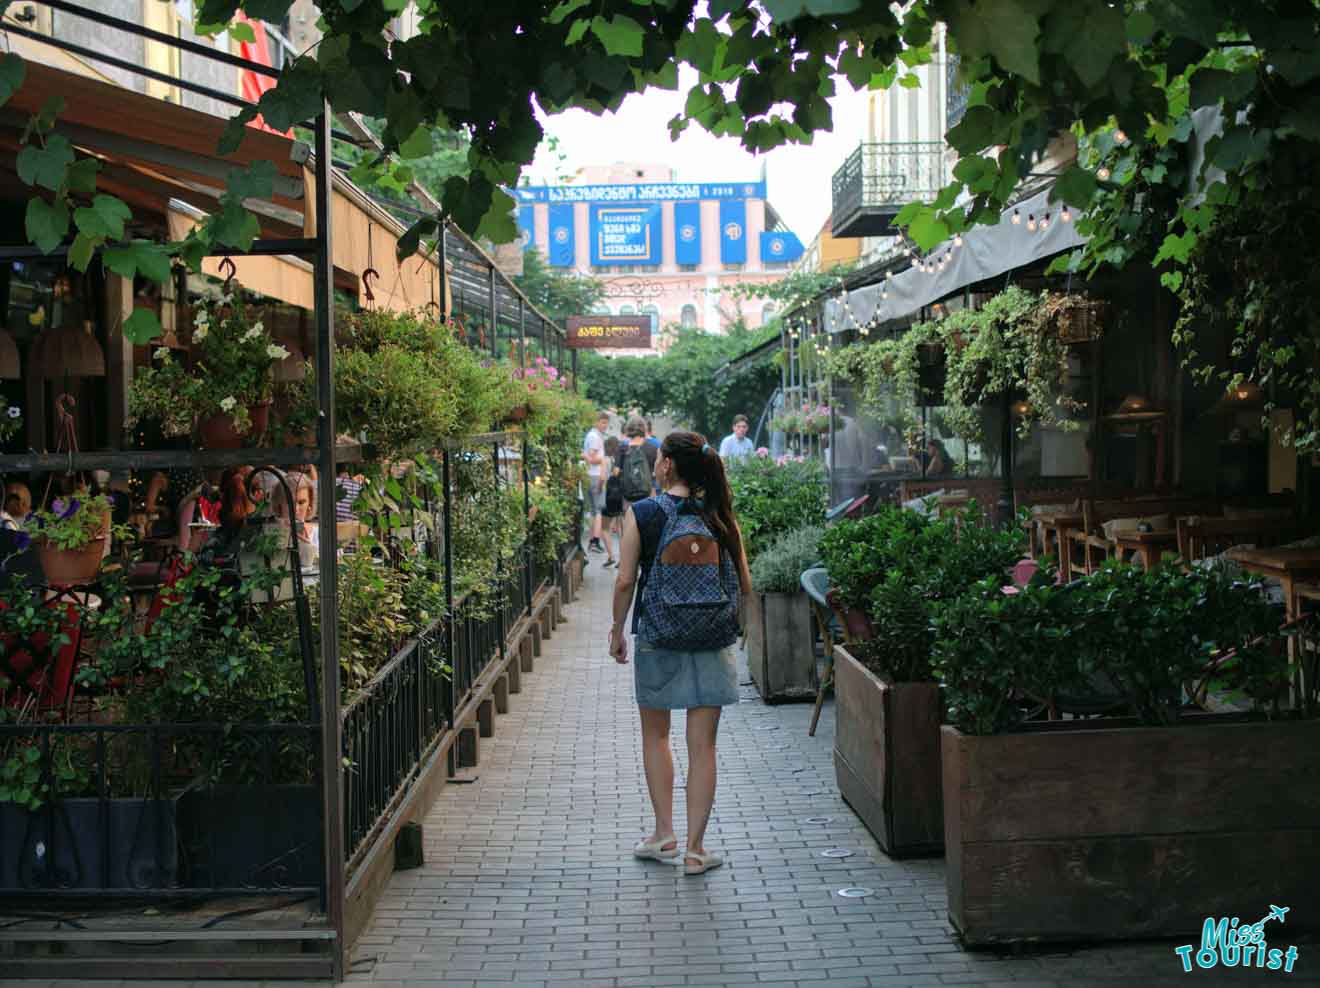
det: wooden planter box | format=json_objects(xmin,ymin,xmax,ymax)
[
  {"xmin": 833, "ymin": 645, "xmax": 943, "ymax": 856},
  {"xmin": 745, "ymin": 591, "xmax": 816, "ymax": 702},
  {"xmin": 942, "ymin": 717, "xmax": 1320, "ymax": 946}
]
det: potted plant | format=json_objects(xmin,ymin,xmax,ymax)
[
  {"xmin": 933, "ymin": 562, "xmax": 1317, "ymax": 945},
  {"xmin": 128, "ymin": 288, "xmax": 288, "ymax": 448},
  {"xmin": 726, "ymin": 456, "xmax": 827, "ymax": 561},
  {"xmin": 746, "ymin": 524, "xmax": 823, "ymax": 702},
  {"xmin": 29, "ymin": 493, "xmax": 112, "ymax": 586},
  {"xmin": 820, "ymin": 504, "xmax": 1025, "ymax": 856}
]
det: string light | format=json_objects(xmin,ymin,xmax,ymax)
[
  {"xmin": 1097, "ymin": 166, "xmax": 1111, "ymax": 181},
  {"xmin": 953, "ymin": 233, "xmax": 964, "ymax": 247},
  {"xmin": 1026, "ymin": 213, "xmax": 1037, "ymax": 232},
  {"xmin": 1114, "ymin": 129, "xmax": 1127, "ymax": 143},
  {"xmin": 1040, "ymin": 212, "xmax": 1051, "ymax": 231},
  {"xmin": 1061, "ymin": 206, "xmax": 1073, "ymax": 223},
  {"xmin": 1011, "ymin": 209, "xmax": 1021, "ymax": 225}
]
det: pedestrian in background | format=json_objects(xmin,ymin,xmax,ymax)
[
  {"xmin": 717, "ymin": 414, "xmax": 754, "ymax": 461},
  {"xmin": 583, "ymin": 410, "xmax": 609, "ymax": 553}
]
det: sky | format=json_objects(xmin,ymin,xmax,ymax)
[{"xmin": 526, "ymin": 67, "xmax": 872, "ymax": 242}]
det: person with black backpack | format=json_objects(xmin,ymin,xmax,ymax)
[
  {"xmin": 608, "ymin": 431, "xmax": 753, "ymax": 876},
  {"xmin": 617, "ymin": 416, "xmax": 657, "ymax": 506}
]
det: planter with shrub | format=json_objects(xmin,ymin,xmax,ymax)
[
  {"xmin": 746, "ymin": 524, "xmax": 823, "ymax": 702},
  {"xmin": 934, "ymin": 563, "xmax": 1318, "ymax": 945},
  {"xmin": 820, "ymin": 504, "xmax": 1024, "ymax": 856}
]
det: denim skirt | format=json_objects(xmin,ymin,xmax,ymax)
[{"xmin": 634, "ymin": 639, "xmax": 739, "ymax": 710}]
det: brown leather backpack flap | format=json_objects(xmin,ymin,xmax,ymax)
[{"xmin": 660, "ymin": 534, "xmax": 720, "ymax": 565}]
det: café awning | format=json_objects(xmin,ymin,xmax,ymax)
[{"xmin": 823, "ymin": 185, "xmax": 1086, "ymax": 333}]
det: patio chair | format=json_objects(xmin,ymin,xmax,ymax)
[{"xmin": 801, "ymin": 566, "xmax": 847, "ymax": 737}]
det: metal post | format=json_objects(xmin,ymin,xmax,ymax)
[
  {"xmin": 998, "ymin": 388, "xmax": 1015, "ymax": 528},
  {"xmin": 523, "ymin": 437, "xmax": 533, "ymax": 617},
  {"xmin": 441, "ymin": 448, "xmax": 456, "ymax": 773},
  {"xmin": 493, "ymin": 441, "xmax": 506, "ymax": 665},
  {"xmin": 571, "ymin": 348, "xmax": 578, "ymax": 392},
  {"xmin": 518, "ymin": 296, "xmax": 527, "ymax": 368},
  {"xmin": 437, "ymin": 221, "xmax": 448, "ymax": 321},
  {"xmin": 488, "ymin": 266, "xmax": 498, "ymax": 359},
  {"xmin": 312, "ymin": 107, "xmax": 345, "ymax": 982}
]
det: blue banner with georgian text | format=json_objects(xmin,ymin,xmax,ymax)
[
  {"xmin": 517, "ymin": 205, "xmax": 535, "ymax": 253},
  {"xmin": 590, "ymin": 204, "xmax": 662, "ymax": 266},
  {"xmin": 719, "ymin": 199, "xmax": 747, "ymax": 265},
  {"xmin": 674, "ymin": 202, "xmax": 702, "ymax": 266},
  {"xmin": 548, "ymin": 203, "xmax": 575, "ymax": 266}
]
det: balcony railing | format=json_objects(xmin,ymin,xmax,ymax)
[
  {"xmin": 947, "ymin": 54, "xmax": 971, "ymax": 130},
  {"xmin": 831, "ymin": 141, "xmax": 947, "ymax": 238}
]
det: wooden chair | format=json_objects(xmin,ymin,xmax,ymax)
[{"xmin": 1178, "ymin": 515, "xmax": 1304, "ymax": 564}]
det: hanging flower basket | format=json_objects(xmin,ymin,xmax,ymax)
[
  {"xmin": 1046, "ymin": 294, "xmax": 1108, "ymax": 344},
  {"xmin": 197, "ymin": 400, "xmax": 271, "ymax": 450},
  {"xmin": 503, "ymin": 403, "xmax": 531, "ymax": 424},
  {"xmin": 29, "ymin": 495, "xmax": 113, "ymax": 586}
]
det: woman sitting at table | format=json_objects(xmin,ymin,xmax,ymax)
[{"xmin": 274, "ymin": 471, "xmax": 318, "ymax": 568}]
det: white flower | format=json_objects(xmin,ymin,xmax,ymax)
[
  {"xmin": 219, "ymin": 396, "xmax": 237, "ymax": 412},
  {"xmin": 266, "ymin": 343, "xmax": 290, "ymax": 361},
  {"xmin": 193, "ymin": 325, "xmax": 208, "ymax": 342},
  {"xmin": 252, "ymin": 320, "xmax": 264, "ymax": 334},
  {"xmin": 243, "ymin": 326, "xmax": 263, "ymax": 342},
  {"xmin": 154, "ymin": 346, "xmax": 171, "ymax": 359},
  {"xmin": 7, "ymin": 406, "xmax": 20, "ymax": 419},
  {"xmin": 194, "ymin": 310, "xmax": 209, "ymax": 328}
]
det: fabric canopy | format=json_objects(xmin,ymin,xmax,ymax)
[{"xmin": 823, "ymin": 185, "xmax": 1086, "ymax": 334}]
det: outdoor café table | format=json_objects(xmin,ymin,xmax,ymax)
[
  {"xmin": 1034, "ymin": 511, "xmax": 1084, "ymax": 579},
  {"xmin": 1110, "ymin": 528, "xmax": 1180, "ymax": 570},
  {"xmin": 1225, "ymin": 547, "xmax": 1320, "ymax": 705}
]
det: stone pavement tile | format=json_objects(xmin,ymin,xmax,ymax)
[{"xmin": 344, "ymin": 565, "xmax": 1208, "ymax": 988}]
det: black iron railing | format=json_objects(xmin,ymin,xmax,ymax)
[
  {"xmin": 830, "ymin": 141, "xmax": 947, "ymax": 233},
  {"xmin": 0, "ymin": 723, "xmax": 320, "ymax": 896},
  {"xmin": 341, "ymin": 621, "xmax": 448, "ymax": 860},
  {"xmin": 947, "ymin": 54, "xmax": 970, "ymax": 130}
]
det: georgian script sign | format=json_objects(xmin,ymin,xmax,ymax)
[{"xmin": 566, "ymin": 315, "xmax": 652, "ymax": 349}]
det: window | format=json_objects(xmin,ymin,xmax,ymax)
[
  {"xmin": 619, "ymin": 304, "xmax": 636, "ymax": 315},
  {"xmin": 641, "ymin": 305, "xmax": 660, "ymax": 335},
  {"xmin": 680, "ymin": 304, "xmax": 698, "ymax": 329},
  {"xmin": 763, "ymin": 261, "xmax": 790, "ymax": 271},
  {"xmin": 762, "ymin": 304, "xmax": 777, "ymax": 326},
  {"xmin": 592, "ymin": 304, "xmax": 612, "ymax": 315},
  {"xmin": 678, "ymin": 263, "xmax": 699, "ymax": 273},
  {"xmin": 724, "ymin": 263, "xmax": 744, "ymax": 273}
]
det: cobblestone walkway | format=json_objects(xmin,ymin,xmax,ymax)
[
  {"xmin": 3, "ymin": 562, "xmax": 1314, "ymax": 988},
  {"xmin": 341, "ymin": 562, "xmax": 1318, "ymax": 988}
]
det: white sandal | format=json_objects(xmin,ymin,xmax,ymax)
[
  {"xmin": 633, "ymin": 835, "xmax": 680, "ymax": 861},
  {"xmin": 684, "ymin": 850, "xmax": 723, "ymax": 875}
]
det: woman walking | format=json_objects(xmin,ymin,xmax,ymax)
[{"xmin": 608, "ymin": 431, "xmax": 752, "ymax": 875}]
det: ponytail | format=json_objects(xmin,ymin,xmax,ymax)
[{"xmin": 660, "ymin": 431, "xmax": 746, "ymax": 567}]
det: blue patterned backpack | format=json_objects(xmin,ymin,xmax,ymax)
[{"xmin": 637, "ymin": 496, "xmax": 741, "ymax": 650}]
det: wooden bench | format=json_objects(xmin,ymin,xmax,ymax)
[{"xmin": 1177, "ymin": 515, "xmax": 1304, "ymax": 564}]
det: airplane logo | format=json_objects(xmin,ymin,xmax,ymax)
[{"xmin": 1270, "ymin": 905, "xmax": 1289, "ymax": 925}]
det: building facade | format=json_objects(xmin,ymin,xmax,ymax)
[{"xmin": 514, "ymin": 163, "xmax": 804, "ymax": 348}]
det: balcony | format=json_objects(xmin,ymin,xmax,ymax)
[
  {"xmin": 830, "ymin": 141, "xmax": 947, "ymax": 238},
  {"xmin": 946, "ymin": 53, "xmax": 971, "ymax": 130}
]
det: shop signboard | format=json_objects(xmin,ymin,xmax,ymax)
[
  {"xmin": 566, "ymin": 315, "xmax": 653, "ymax": 349},
  {"xmin": 589, "ymin": 204, "xmax": 662, "ymax": 266}
]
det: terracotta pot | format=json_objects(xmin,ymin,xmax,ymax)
[
  {"xmin": 197, "ymin": 401, "xmax": 271, "ymax": 449},
  {"xmin": 38, "ymin": 537, "xmax": 106, "ymax": 586},
  {"xmin": 504, "ymin": 404, "xmax": 530, "ymax": 424}
]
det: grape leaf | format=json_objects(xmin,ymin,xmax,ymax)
[
  {"xmin": 590, "ymin": 15, "xmax": 644, "ymax": 58},
  {"xmin": 16, "ymin": 134, "xmax": 74, "ymax": 191},
  {"xmin": 25, "ymin": 196, "xmax": 69, "ymax": 254},
  {"xmin": 123, "ymin": 308, "xmax": 163, "ymax": 345},
  {"xmin": 73, "ymin": 194, "xmax": 132, "ymax": 240}
]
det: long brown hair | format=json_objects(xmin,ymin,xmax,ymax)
[{"xmin": 660, "ymin": 431, "xmax": 745, "ymax": 565}]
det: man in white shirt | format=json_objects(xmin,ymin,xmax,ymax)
[
  {"xmin": 583, "ymin": 412, "xmax": 610, "ymax": 552},
  {"xmin": 717, "ymin": 414, "xmax": 754, "ymax": 461}
]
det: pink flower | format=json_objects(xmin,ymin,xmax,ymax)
[{"xmin": 756, "ymin": 447, "xmax": 769, "ymax": 457}]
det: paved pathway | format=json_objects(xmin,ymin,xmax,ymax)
[
  {"xmin": 341, "ymin": 562, "xmax": 1317, "ymax": 988},
  {"xmin": 3, "ymin": 561, "xmax": 1314, "ymax": 987}
]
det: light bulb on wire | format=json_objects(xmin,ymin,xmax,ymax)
[
  {"xmin": 1041, "ymin": 213, "xmax": 1051, "ymax": 232},
  {"xmin": 1027, "ymin": 214, "xmax": 1037, "ymax": 232},
  {"xmin": 1097, "ymin": 166, "xmax": 1111, "ymax": 181},
  {"xmin": 953, "ymin": 233, "xmax": 964, "ymax": 247},
  {"xmin": 1114, "ymin": 129, "xmax": 1127, "ymax": 144},
  {"xmin": 1011, "ymin": 209, "xmax": 1021, "ymax": 225},
  {"xmin": 1061, "ymin": 206, "xmax": 1072, "ymax": 223}
]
